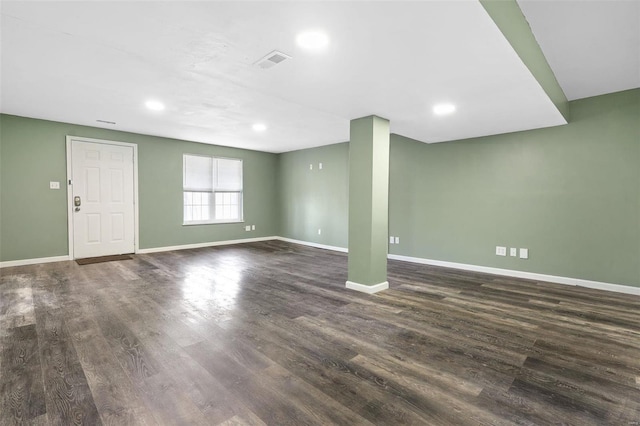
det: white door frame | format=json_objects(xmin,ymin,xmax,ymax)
[{"xmin": 66, "ymin": 136, "xmax": 139, "ymax": 259}]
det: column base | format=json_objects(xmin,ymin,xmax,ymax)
[{"xmin": 345, "ymin": 280, "xmax": 389, "ymax": 294}]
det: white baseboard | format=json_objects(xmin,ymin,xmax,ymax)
[
  {"xmin": 388, "ymin": 254, "xmax": 640, "ymax": 296},
  {"xmin": 276, "ymin": 237, "xmax": 348, "ymax": 253},
  {"xmin": 3, "ymin": 237, "xmax": 637, "ymax": 297},
  {"xmin": 275, "ymin": 238, "xmax": 640, "ymax": 296},
  {"xmin": 137, "ymin": 236, "xmax": 278, "ymax": 254},
  {"xmin": 346, "ymin": 280, "xmax": 389, "ymax": 294},
  {"xmin": 0, "ymin": 255, "xmax": 71, "ymax": 268}
]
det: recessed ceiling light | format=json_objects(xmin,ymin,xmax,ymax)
[
  {"xmin": 433, "ymin": 103, "xmax": 456, "ymax": 116},
  {"xmin": 145, "ymin": 100, "xmax": 165, "ymax": 111},
  {"xmin": 252, "ymin": 123, "xmax": 267, "ymax": 132},
  {"xmin": 296, "ymin": 31, "xmax": 329, "ymax": 50}
]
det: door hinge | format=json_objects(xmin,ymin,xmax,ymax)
[{"xmin": 68, "ymin": 179, "xmax": 73, "ymax": 185}]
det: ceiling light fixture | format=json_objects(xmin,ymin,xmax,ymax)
[
  {"xmin": 145, "ymin": 100, "xmax": 165, "ymax": 111},
  {"xmin": 252, "ymin": 123, "xmax": 267, "ymax": 132},
  {"xmin": 296, "ymin": 31, "xmax": 329, "ymax": 50},
  {"xmin": 433, "ymin": 103, "xmax": 456, "ymax": 116}
]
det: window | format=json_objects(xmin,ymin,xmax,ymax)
[{"xmin": 183, "ymin": 154, "xmax": 243, "ymax": 224}]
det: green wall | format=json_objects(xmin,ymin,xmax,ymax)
[
  {"xmin": 278, "ymin": 89, "xmax": 640, "ymax": 288},
  {"xmin": 0, "ymin": 114, "xmax": 279, "ymax": 262},
  {"xmin": 2, "ymin": 89, "xmax": 639, "ymax": 288},
  {"xmin": 278, "ymin": 142, "xmax": 349, "ymax": 248},
  {"xmin": 390, "ymin": 89, "xmax": 639, "ymax": 287}
]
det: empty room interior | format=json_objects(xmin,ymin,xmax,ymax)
[{"xmin": 1, "ymin": 0, "xmax": 639, "ymax": 425}]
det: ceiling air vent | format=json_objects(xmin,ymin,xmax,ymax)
[{"xmin": 254, "ymin": 50, "xmax": 292, "ymax": 69}]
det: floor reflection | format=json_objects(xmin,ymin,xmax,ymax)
[{"xmin": 181, "ymin": 262, "xmax": 242, "ymax": 311}]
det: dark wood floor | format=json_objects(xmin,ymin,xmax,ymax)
[{"xmin": 1, "ymin": 240, "xmax": 639, "ymax": 425}]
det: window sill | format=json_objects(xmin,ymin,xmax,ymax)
[{"xmin": 182, "ymin": 220, "xmax": 244, "ymax": 226}]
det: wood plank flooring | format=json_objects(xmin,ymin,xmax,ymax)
[{"xmin": 1, "ymin": 240, "xmax": 639, "ymax": 425}]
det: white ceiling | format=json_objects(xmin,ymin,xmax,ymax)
[
  {"xmin": 0, "ymin": 1, "xmax": 627, "ymax": 153},
  {"xmin": 518, "ymin": 0, "xmax": 640, "ymax": 101}
]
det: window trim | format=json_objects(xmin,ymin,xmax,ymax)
[{"xmin": 182, "ymin": 154, "xmax": 244, "ymax": 225}]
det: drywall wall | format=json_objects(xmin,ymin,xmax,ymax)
[
  {"xmin": 278, "ymin": 142, "xmax": 349, "ymax": 248},
  {"xmin": 390, "ymin": 89, "xmax": 639, "ymax": 287},
  {"xmin": 0, "ymin": 114, "xmax": 279, "ymax": 262},
  {"xmin": 278, "ymin": 89, "xmax": 639, "ymax": 287},
  {"xmin": 2, "ymin": 89, "xmax": 638, "ymax": 288}
]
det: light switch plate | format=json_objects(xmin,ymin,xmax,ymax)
[
  {"xmin": 245, "ymin": 225, "xmax": 251, "ymax": 231},
  {"xmin": 519, "ymin": 248, "xmax": 529, "ymax": 259},
  {"xmin": 496, "ymin": 246, "xmax": 507, "ymax": 256},
  {"xmin": 251, "ymin": 225, "xmax": 255, "ymax": 230},
  {"xmin": 395, "ymin": 237, "xmax": 400, "ymax": 244},
  {"xmin": 318, "ymin": 228, "xmax": 322, "ymax": 235},
  {"xmin": 510, "ymin": 248, "xmax": 517, "ymax": 257},
  {"xmin": 49, "ymin": 181, "xmax": 60, "ymax": 189},
  {"xmin": 319, "ymin": 163, "xmax": 323, "ymax": 170},
  {"xmin": 309, "ymin": 164, "xmax": 313, "ymax": 170},
  {"xmin": 389, "ymin": 236, "xmax": 394, "ymax": 244}
]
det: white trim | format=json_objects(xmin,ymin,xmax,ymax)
[
  {"xmin": 66, "ymin": 136, "xmax": 140, "ymax": 260},
  {"xmin": 346, "ymin": 280, "xmax": 389, "ymax": 294},
  {"xmin": 137, "ymin": 236, "xmax": 277, "ymax": 254},
  {"xmin": 272, "ymin": 238, "xmax": 639, "ymax": 296},
  {"xmin": 0, "ymin": 255, "xmax": 71, "ymax": 268},
  {"xmin": 4, "ymin": 231, "xmax": 637, "ymax": 296},
  {"xmin": 275, "ymin": 237, "xmax": 348, "ymax": 253},
  {"xmin": 388, "ymin": 254, "xmax": 640, "ymax": 296},
  {"xmin": 182, "ymin": 219, "xmax": 244, "ymax": 226}
]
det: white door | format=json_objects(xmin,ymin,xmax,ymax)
[{"xmin": 70, "ymin": 139, "xmax": 135, "ymax": 259}]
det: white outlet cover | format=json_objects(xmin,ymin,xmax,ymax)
[
  {"xmin": 389, "ymin": 236, "xmax": 394, "ymax": 244},
  {"xmin": 309, "ymin": 164, "xmax": 313, "ymax": 170},
  {"xmin": 318, "ymin": 228, "xmax": 322, "ymax": 235},
  {"xmin": 395, "ymin": 237, "xmax": 400, "ymax": 244},
  {"xmin": 251, "ymin": 225, "xmax": 255, "ymax": 230},
  {"xmin": 245, "ymin": 225, "xmax": 251, "ymax": 231},
  {"xmin": 319, "ymin": 163, "xmax": 323, "ymax": 169},
  {"xmin": 510, "ymin": 248, "xmax": 517, "ymax": 257},
  {"xmin": 519, "ymin": 248, "xmax": 529, "ymax": 259},
  {"xmin": 49, "ymin": 181, "xmax": 60, "ymax": 189},
  {"xmin": 496, "ymin": 246, "xmax": 507, "ymax": 256}
]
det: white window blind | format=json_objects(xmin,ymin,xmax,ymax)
[
  {"xmin": 215, "ymin": 158, "xmax": 243, "ymax": 191},
  {"xmin": 184, "ymin": 155, "xmax": 213, "ymax": 191},
  {"xmin": 183, "ymin": 154, "xmax": 243, "ymax": 224}
]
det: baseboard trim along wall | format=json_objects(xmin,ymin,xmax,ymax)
[
  {"xmin": 3, "ymin": 237, "xmax": 638, "ymax": 297},
  {"xmin": 275, "ymin": 237, "xmax": 348, "ymax": 253},
  {"xmin": 0, "ymin": 255, "xmax": 71, "ymax": 268},
  {"xmin": 272, "ymin": 237, "xmax": 640, "ymax": 295},
  {"xmin": 346, "ymin": 280, "xmax": 389, "ymax": 294},
  {"xmin": 388, "ymin": 253, "xmax": 640, "ymax": 296},
  {"xmin": 136, "ymin": 236, "xmax": 278, "ymax": 254}
]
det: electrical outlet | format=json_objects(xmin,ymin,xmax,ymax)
[
  {"xmin": 519, "ymin": 248, "xmax": 529, "ymax": 259},
  {"xmin": 395, "ymin": 237, "xmax": 400, "ymax": 244},
  {"xmin": 319, "ymin": 162, "xmax": 323, "ymax": 170},
  {"xmin": 496, "ymin": 246, "xmax": 507, "ymax": 256},
  {"xmin": 309, "ymin": 164, "xmax": 313, "ymax": 170},
  {"xmin": 251, "ymin": 225, "xmax": 255, "ymax": 231},
  {"xmin": 389, "ymin": 236, "xmax": 394, "ymax": 244},
  {"xmin": 318, "ymin": 228, "xmax": 322, "ymax": 235},
  {"xmin": 49, "ymin": 181, "xmax": 60, "ymax": 189},
  {"xmin": 245, "ymin": 225, "xmax": 251, "ymax": 231},
  {"xmin": 510, "ymin": 248, "xmax": 517, "ymax": 257}
]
